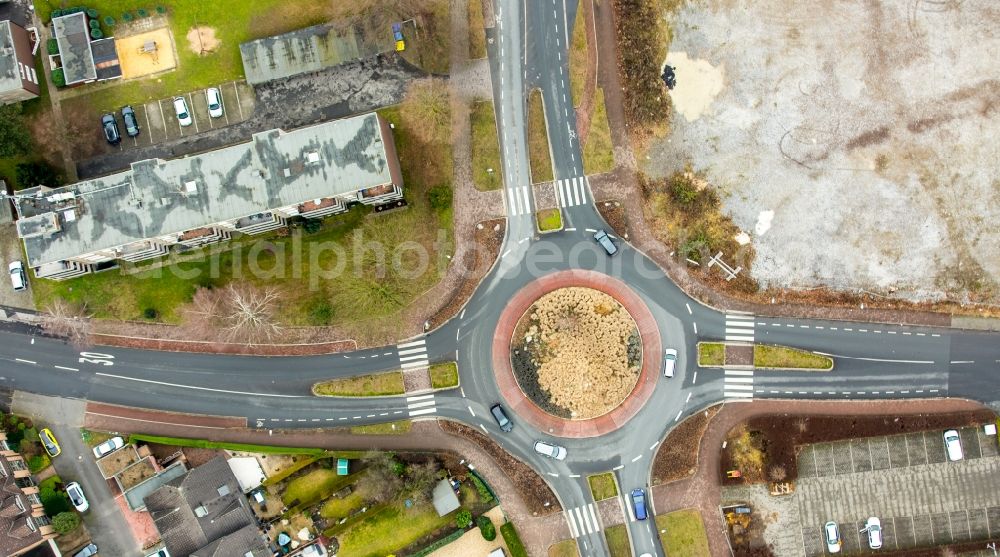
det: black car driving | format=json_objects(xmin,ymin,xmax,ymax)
[{"xmin": 102, "ymin": 113, "xmax": 120, "ymax": 144}]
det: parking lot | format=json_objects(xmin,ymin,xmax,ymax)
[
  {"xmin": 105, "ymin": 80, "xmax": 255, "ymax": 152},
  {"xmin": 797, "ymin": 426, "xmax": 1000, "ymax": 555}
]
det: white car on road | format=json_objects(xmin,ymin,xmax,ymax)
[
  {"xmin": 533, "ymin": 441, "xmax": 567, "ymax": 460},
  {"xmin": 66, "ymin": 481, "xmax": 89, "ymax": 513}
]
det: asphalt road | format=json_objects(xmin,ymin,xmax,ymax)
[{"xmin": 1, "ymin": 1, "xmax": 999, "ymax": 556}]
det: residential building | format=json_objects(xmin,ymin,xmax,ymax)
[
  {"xmin": 50, "ymin": 11, "xmax": 120, "ymax": 85},
  {"xmin": 0, "ymin": 0, "xmax": 40, "ymax": 105},
  {"xmin": 143, "ymin": 456, "xmax": 269, "ymax": 557},
  {"xmin": 14, "ymin": 111, "xmax": 404, "ymax": 280},
  {"xmin": 0, "ymin": 432, "xmax": 57, "ymax": 557}
]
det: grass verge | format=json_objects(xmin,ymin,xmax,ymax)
[
  {"xmin": 430, "ymin": 362, "xmax": 460, "ymax": 389},
  {"xmin": 471, "ymin": 100, "xmax": 502, "ymax": 191},
  {"xmin": 587, "ymin": 472, "xmax": 618, "ymax": 500},
  {"xmin": 604, "ymin": 524, "xmax": 631, "ymax": 557},
  {"xmin": 468, "ymin": 0, "xmax": 486, "ymax": 59},
  {"xmin": 528, "ymin": 89, "xmax": 554, "ymax": 183},
  {"xmin": 501, "ymin": 522, "xmax": 529, "ymax": 557},
  {"xmin": 536, "ymin": 208, "xmax": 563, "ymax": 232},
  {"xmin": 350, "ymin": 420, "xmax": 412, "ymax": 435},
  {"xmin": 697, "ymin": 342, "xmax": 725, "ymax": 367},
  {"xmin": 126, "ymin": 434, "xmax": 359, "ymax": 456},
  {"xmin": 80, "ymin": 429, "xmax": 114, "ymax": 447},
  {"xmin": 754, "ymin": 345, "xmax": 833, "ymax": 370},
  {"xmin": 655, "ymin": 509, "xmax": 710, "ymax": 557},
  {"xmin": 548, "ymin": 540, "xmax": 579, "ymax": 557},
  {"xmin": 569, "ymin": 1, "xmax": 588, "ymax": 107},
  {"xmin": 312, "ymin": 371, "xmax": 405, "ymax": 396},
  {"xmin": 583, "ymin": 88, "xmax": 614, "ymax": 174}
]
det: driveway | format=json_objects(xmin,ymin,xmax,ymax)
[{"xmin": 13, "ymin": 393, "xmax": 142, "ymax": 557}]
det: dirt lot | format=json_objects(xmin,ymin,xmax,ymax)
[
  {"xmin": 646, "ymin": 1, "xmax": 1000, "ymax": 305},
  {"xmin": 652, "ymin": 406, "xmax": 720, "ymax": 485},
  {"xmin": 720, "ymin": 410, "xmax": 996, "ymax": 485}
]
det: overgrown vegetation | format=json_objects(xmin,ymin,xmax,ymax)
[
  {"xmin": 467, "ymin": 0, "xmax": 486, "ymax": 59},
  {"xmin": 312, "ymin": 371, "xmax": 406, "ymax": 396},
  {"xmin": 127, "ymin": 434, "xmax": 348, "ymax": 456},
  {"xmin": 726, "ymin": 426, "xmax": 765, "ymax": 482},
  {"xmin": 755, "ymin": 345, "xmax": 834, "ymax": 370},
  {"xmin": 656, "ymin": 509, "xmax": 711, "ymax": 557},
  {"xmin": 430, "ymin": 361, "xmax": 460, "ymax": 389},
  {"xmin": 527, "ymin": 89, "xmax": 554, "ymax": 183},
  {"xmin": 536, "ymin": 208, "xmax": 563, "ymax": 232},
  {"xmin": 697, "ymin": 342, "xmax": 725, "ymax": 366},
  {"xmin": 641, "ymin": 171, "xmax": 758, "ymax": 294},
  {"xmin": 501, "ymin": 522, "xmax": 529, "ymax": 557},
  {"xmin": 612, "ymin": 0, "xmax": 672, "ymax": 141},
  {"xmin": 471, "ymin": 101, "xmax": 502, "ymax": 191},
  {"xmin": 52, "ymin": 512, "xmax": 81, "ymax": 534},
  {"xmin": 605, "ymin": 524, "xmax": 632, "ymax": 557},
  {"xmin": 587, "ymin": 472, "xmax": 618, "ymax": 500},
  {"xmin": 569, "ymin": 3, "xmax": 589, "ymax": 107},
  {"xmin": 582, "ymin": 88, "xmax": 615, "ymax": 174}
]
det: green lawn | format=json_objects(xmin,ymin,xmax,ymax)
[
  {"xmin": 587, "ymin": 472, "xmax": 618, "ymax": 501},
  {"xmin": 583, "ymin": 88, "xmax": 614, "ymax": 174},
  {"xmin": 320, "ymin": 479, "xmax": 368, "ymax": 519},
  {"xmin": 536, "ymin": 208, "xmax": 563, "ymax": 232},
  {"xmin": 527, "ymin": 89, "xmax": 554, "ymax": 183},
  {"xmin": 655, "ymin": 509, "xmax": 710, "ymax": 557},
  {"xmin": 350, "ymin": 420, "xmax": 412, "ymax": 435},
  {"xmin": 429, "ymin": 361, "xmax": 459, "ymax": 389},
  {"xmin": 754, "ymin": 345, "xmax": 833, "ymax": 370},
  {"xmin": 568, "ymin": 2, "xmax": 588, "ymax": 107},
  {"xmin": 471, "ymin": 101, "xmax": 502, "ymax": 191},
  {"xmin": 697, "ymin": 342, "xmax": 725, "ymax": 367},
  {"xmin": 313, "ymin": 371, "xmax": 405, "ymax": 396},
  {"xmin": 548, "ymin": 540, "xmax": 579, "ymax": 557},
  {"xmin": 31, "ymin": 104, "xmax": 453, "ymax": 340},
  {"xmin": 282, "ymin": 468, "xmax": 358, "ymax": 508},
  {"xmin": 604, "ymin": 524, "xmax": 631, "ymax": 557}
]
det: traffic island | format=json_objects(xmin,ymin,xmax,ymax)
[{"xmin": 492, "ymin": 270, "xmax": 662, "ymax": 438}]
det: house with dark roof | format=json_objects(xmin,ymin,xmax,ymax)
[
  {"xmin": 0, "ymin": 0, "xmax": 40, "ymax": 105},
  {"xmin": 0, "ymin": 432, "xmax": 57, "ymax": 557},
  {"xmin": 143, "ymin": 456, "xmax": 269, "ymax": 557}
]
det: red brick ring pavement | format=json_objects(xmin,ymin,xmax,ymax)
[{"xmin": 491, "ymin": 269, "xmax": 662, "ymax": 438}]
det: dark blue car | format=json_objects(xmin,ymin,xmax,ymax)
[{"xmin": 631, "ymin": 488, "xmax": 648, "ymax": 520}]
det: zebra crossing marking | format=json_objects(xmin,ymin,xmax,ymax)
[
  {"xmin": 724, "ymin": 368, "xmax": 755, "ymax": 399},
  {"xmin": 565, "ymin": 503, "xmax": 600, "ymax": 538},
  {"xmin": 725, "ymin": 313, "xmax": 755, "ymax": 343},
  {"xmin": 555, "ymin": 176, "xmax": 589, "ymax": 208},
  {"xmin": 505, "ymin": 185, "xmax": 532, "ymax": 215},
  {"xmin": 406, "ymin": 394, "xmax": 437, "ymax": 417},
  {"xmin": 397, "ymin": 338, "xmax": 429, "ymax": 370}
]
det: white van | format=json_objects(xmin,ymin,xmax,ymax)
[{"xmin": 944, "ymin": 429, "xmax": 964, "ymax": 461}]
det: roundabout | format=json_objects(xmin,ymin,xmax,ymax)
[{"xmin": 491, "ymin": 269, "xmax": 662, "ymax": 438}]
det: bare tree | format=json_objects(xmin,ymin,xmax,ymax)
[
  {"xmin": 404, "ymin": 459, "xmax": 441, "ymax": 504},
  {"xmin": 40, "ymin": 299, "xmax": 92, "ymax": 347},
  {"xmin": 358, "ymin": 451, "xmax": 404, "ymax": 504},
  {"xmin": 400, "ymin": 78, "xmax": 451, "ymax": 145},
  {"xmin": 182, "ymin": 283, "xmax": 283, "ymax": 346}
]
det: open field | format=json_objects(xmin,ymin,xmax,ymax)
[{"xmin": 645, "ymin": 0, "xmax": 1000, "ymax": 304}]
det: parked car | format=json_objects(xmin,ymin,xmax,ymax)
[
  {"xmin": 66, "ymin": 481, "xmax": 89, "ymax": 512},
  {"xmin": 663, "ymin": 348, "xmax": 678, "ymax": 377},
  {"xmin": 173, "ymin": 96, "xmax": 193, "ymax": 127},
  {"xmin": 824, "ymin": 521, "xmax": 841, "ymax": 553},
  {"xmin": 92, "ymin": 436, "xmax": 125, "ymax": 458},
  {"xmin": 533, "ymin": 441, "xmax": 567, "ymax": 460},
  {"xmin": 944, "ymin": 429, "xmax": 964, "ymax": 461},
  {"xmin": 865, "ymin": 517, "xmax": 882, "ymax": 549},
  {"xmin": 8, "ymin": 260, "xmax": 26, "ymax": 291},
  {"xmin": 101, "ymin": 113, "xmax": 120, "ymax": 144},
  {"xmin": 206, "ymin": 87, "xmax": 224, "ymax": 118},
  {"xmin": 630, "ymin": 488, "xmax": 648, "ymax": 520},
  {"xmin": 594, "ymin": 229, "xmax": 618, "ymax": 256},
  {"xmin": 39, "ymin": 428, "xmax": 60, "ymax": 457},
  {"xmin": 490, "ymin": 404, "xmax": 513, "ymax": 432},
  {"xmin": 73, "ymin": 543, "xmax": 98, "ymax": 557},
  {"xmin": 121, "ymin": 105, "xmax": 140, "ymax": 137}
]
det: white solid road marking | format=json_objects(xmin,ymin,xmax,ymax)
[
  {"xmin": 479, "ymin": 423, "xmax": 488, "ymax": 433},
  {"xmin": 95, "ymin": 373, "xmax": 305, "ymax": 397},
  {"xmin": 15, "ymin": 358, "xmax": 36, "ymax": 364},
  {"xmin": 54, "ymin": 365, "xmax": 79, "ymax": 372}
]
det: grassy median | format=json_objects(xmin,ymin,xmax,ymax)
[
  {"xmin": 471, "ymin": 101, "xmax": 502, "ymax": 191},
  {"xmin": 312, "ymin": 371, "xmax": 405, "ymax": 396},
  {"xmin": 605, "ymin": 524, "xmax": 632, "ymax": 557},
  {"xmin": 587, "ymin": 472, "xmax": 618, "ymax": 500},
  {"xmin": 528, "ymin": 89, "xmax": 554, "ymax": 183},
  {"xmin": 755, "ymin": 345, "xmax": 833, "ymax": 370},
  {"xmin": 583, "ymin": 88, "xmax": 614, "ymax": 174},
  {"xmin": 569, "ymin": 3, "xmax": 589, "ymax": 107},
  {"xmin": 697, "ymin": 342, "xmax": 725, "ymax": 366},
  {"xmin": 429, "ymin": 361, "xmax": 460, "ymax": 389},
  {"xmin": 536, "ymin": 208, "xmax": 564, "ymax": 232}
]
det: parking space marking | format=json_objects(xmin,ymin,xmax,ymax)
[{"xmin": 234, "ymin": 81, "xmax": 245, "ymax": 119}]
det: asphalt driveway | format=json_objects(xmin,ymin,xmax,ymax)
[{"xmin": 13, "ymin": 393, "xmax": 141, "ymax": 557}]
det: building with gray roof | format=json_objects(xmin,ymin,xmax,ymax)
[
  {"xmin": 0, "ymin": 17, "xmax": 40, "ymax": 105},
  {"xmin": 144, "ymin": 456, "xmax": 269, "ymax": 557},
  {"xmin": 239, "ymin": 21, "xmax": 393, "ymax": 85},
  {"xmin": 15, "ymin": 111, "xmax": 403, "ymax": 280},
  {"xmin": 51, "ymin": 12, "xmax": 95, "ymax": 85}
]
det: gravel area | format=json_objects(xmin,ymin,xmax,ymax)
[
  {"xmin": 0, "ymin": 223, "xmax": 35, "ymax": 310},
  {"xmin": 644, "ymin": 1, "xmax": 1000, "ymax": 304}
]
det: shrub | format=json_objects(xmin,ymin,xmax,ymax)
[
  {"xmin": 89, "ymin": 19, "xmax": 100, "ymax": 29},
  {"xmin": 16, "ymin": 422, "xmax": 25, "ymax": 431},
  {"xmin": 143, "ymin": 307, "xmax": 159, "ymax": 319},
  {"xmin": 51, "ymin": 9, "xmax": 63, "ymax": 18},
  {"xmin": 104, "ymin": 15, "xmax": 115, "ymax": 26},
  {"xmin": 8, "ymin": 415, "xmax": 18, "ymax": 426},
  {"xmin": 46, "ymin": 38, "xmax": 59, "ymax": 55},
  {"xmin": 477, "ymin": 515, "xmax": 496, "ymax": 540},
  {"xmin": 27, "ymin": 454, "xmax": 50, "ymax": 473},
  {"xmin": 137, "ymin": 8, "xmax": 148, "ymax": 17},
  {"xmin": 52, "ymin": 512, "xmax": 80, "ymax": 534},
  {"xmin": 455, "ymin": 509, "xmax": 472, "ymax": 529},
  {"xmin": 470, "ymin": 474, "xmax": 494, "ymax": 504},
  {"xmin": 90, "ymin": 28, "xmax": 103, "ymax": 39},
  {"xmin": 40, "ymin": 488, "xmax": 71, "ymax": 516},
  {"xmin": 15, "ymin": 161, "xmax": 62, "ymax": 190},
  {"xmin": 428, "ymin": 185, "xmax": 452, "ymax": 211},
  {"xmin": 500, "ymin": 523, "xmax": 528, "ymax": 557},
  {"xmin": 612, "ymin": 0, "xmax": 671, "ymax": 133},
  {"xmin": 156, "ymin": 5, "xmax": 167, "ymax": 14},
  {"xmin": 86, "ymin": 8, "xmax": 98, "ymax": 18},
  {"xmin": 122, "ymin": 11, "xmax": 133, "ymax": 22},
  {"xmin": 303, "ymin": 219, "xmax": 322, "ymax": 234},
  {"xmin": 307, "ymin": 300, "xmax": 333, "ymax": 325}
]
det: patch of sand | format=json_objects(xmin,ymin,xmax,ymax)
[
  {"xmin": 187, "ymin": 26, "xmax": 220, "ymax": 55},
  {"xmin": 116, "ymin": 27, "xmax": 177, "ymax": 79},
  {"xmin": 427, "ymin": 507, "xmax": 508, "ymax": 557},
  {"xmin": 663, "ymin": 51, "xmax": 725, "ymax": 122}
]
